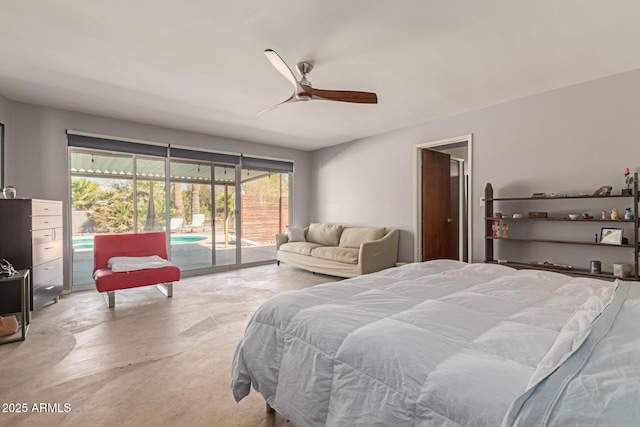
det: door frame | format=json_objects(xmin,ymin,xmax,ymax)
[{"xmin": 413, "ymin": 134, "xmax": 473, "ymax": 262}]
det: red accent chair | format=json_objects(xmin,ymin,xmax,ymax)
[{"xmin": 93, "ymin": 232, "xmax": 180, "ymax": 308}]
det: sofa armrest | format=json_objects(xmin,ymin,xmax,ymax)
[
  {"xmin": 276, "ymin": 233, "xmax": 289, "ymax": 250},
  {"xmin": 358, "ymin": 229, "xmax": 400, "ymax": 275}
]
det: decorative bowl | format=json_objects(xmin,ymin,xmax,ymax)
[{"xmin": 568, "ymin": 214, "xmax": 579, "ymax": 220}]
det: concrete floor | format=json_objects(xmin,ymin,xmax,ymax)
[{"xmin": 0, "ymin": 264, "xmax": 340, "ymax": 426}]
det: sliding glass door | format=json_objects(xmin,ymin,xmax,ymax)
[
  {"xmin": 240, "ymin": 167, "xmax": 290, "ymax": 264},
  {"xmin": 167, "ymin": 157, "xmax": 239, "ymax": 271},
  {"xmin": 168, "ymin": 159, "xmax": 213, "ymax": 271},
  {"xmin": 214, "ymin": 165, "xmax": 237, "ymax": 266},
  {"xmin": 70, "ymin": 150, "xmax": 136, "ymax": 285},
  {"xmin": 69, "ymin": 134, "xmax": 293, "ymax": 286}
]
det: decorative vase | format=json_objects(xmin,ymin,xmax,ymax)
[
  {"xmin": 2, "ymin": 186, "xmax": 16, "ymax": 199},
  {"xmin": 622, "ymin": 188, "xmax": 633, "ymax": 196}
]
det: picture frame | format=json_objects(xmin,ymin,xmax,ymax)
[{"xmin": 600, "ymin": 227, "xmax": 623, "ymax": 245}]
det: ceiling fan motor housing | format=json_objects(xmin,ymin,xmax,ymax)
[{"xmin": 296, "ymin": 62, "xmax": 313, "ymax": 77}]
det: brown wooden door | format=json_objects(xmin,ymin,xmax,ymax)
[
  {"xmin": 422, "ymin": 149, "xmax": 456, "ymax": 260},
  {"xmin": 449, "ymin": 159, "xmax": 460, "ymax": 259}
]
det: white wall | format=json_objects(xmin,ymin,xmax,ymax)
[
  {"xmin": 310, "ymin": 68, "xmax": 640, "ymax": 266},
  {"xmin": 4, "ymin": 102, "xmax": 313, "ymax": 289},
  {"xmin": 0, "ymin": 95, "xmax": 10, "ymax": 123}
]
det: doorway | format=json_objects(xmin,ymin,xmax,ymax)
[{"xmin": 414, "ymin": 135, "xmax": 472, "ymax": 262}]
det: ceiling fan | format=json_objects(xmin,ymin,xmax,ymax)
[{"xmin": 259, "ymin": 49, "xmax": 378, "ymax": 114}]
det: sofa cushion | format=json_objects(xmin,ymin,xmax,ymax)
[
  {"xmin": 339, "ymin": 227, "xmax": 386, "ymax": 248},
  {"xmin": 306, "ymin": 223, "xmax": 344, "ymax": 246},
  {"xmin": 279, "ymin": 242, "xmax": 322, "ymax": 256},
  {"xmin": 311, "ymin": 246, "xmax": 359, "ymax": 265},
  {"xmin": 286, "ymin": 225, "xmax": 306, "ymax": 242}
]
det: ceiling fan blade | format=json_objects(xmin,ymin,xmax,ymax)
[
  {"xmin": 264, "ymin": 49, "xmax": 304, "ymax": 93},
  {"xmin": 310, "ymin": 88, "xmax": 378, "ymax": 104},
  {"xmin": 257, "ymin": 93, "xmax": 298, "ymax": 115}
]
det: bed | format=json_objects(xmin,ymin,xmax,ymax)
[{"xmin": 230, "ymin": 260, "xmax": 640, "ymax": 426}]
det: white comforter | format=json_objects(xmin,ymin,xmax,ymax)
[
  {"xmin": 231, "ymin": 260, "xmax": 615, "ymax": 426},
  {"xmin": 504, "ymin": 280, "xmax": 640, "ymax": 426}
]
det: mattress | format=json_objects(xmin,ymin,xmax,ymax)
[{"xmin": 230, "ymin": 260, "xmax": 624, "ymax": 426}]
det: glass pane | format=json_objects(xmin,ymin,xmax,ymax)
[
  {"xmin": 240, "ymin": 169, "xmax": 289, "ymax": 264},
  {"xmin": 136, "ymin": 157, "xmax": 166, "ymax": 233},
  {"xmin": 214, "ymin": 165, "xmax": 236, "ymax": 266},
  {"xmin": 169, "ymin": 160, "xmax": 213, "ymax": 270},
  {"xmin": 70, "ymin": 151, "xmax": 134, "ymax": 285}
]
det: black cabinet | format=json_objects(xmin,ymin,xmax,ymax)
[{"xmin": 0, "ymin": 199, "xmax": 64, "ymax": 311}]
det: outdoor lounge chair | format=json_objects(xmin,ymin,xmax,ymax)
[
  {"xmin": 169, "ymin": 217, "xmax": 184, "ymax": 231},
  {"xmin": 187, "ymin": 214, "xmax": 205, "ymax": 232}
]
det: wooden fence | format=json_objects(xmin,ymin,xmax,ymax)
[{"xmin": 241, "ymin": 195, "xmax": 289, "ymax": 244}]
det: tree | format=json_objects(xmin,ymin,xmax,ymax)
[
  {"xmin": 71, "ymin": 178, "xmax": 101, "ymax": 210},
  {"xmin": 173, "ymin": 182, "xmax": 184, "ymax": 220},
  {"xmin": 90, "ymin": 182, "xmax": 134, "ymax": 233},
  {"xmin": 215, "ymin": 189, "xmax": 235, "ymax": 247},
  {"xmin": 242, "ymin": 172, "xmax": 288, "ymax": 196},
  {"xmin": 191, "ymin": 184, "xmax": 200, "ymax": 218}
]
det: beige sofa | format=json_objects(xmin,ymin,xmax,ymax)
[{"xmin": 276, "ymin": 223, "xmax": 399, "ymax": 278}]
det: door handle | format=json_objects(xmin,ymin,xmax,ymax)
[{"xmin": 446, "ymin": 218, "xmax": 453, "ymax": 223}]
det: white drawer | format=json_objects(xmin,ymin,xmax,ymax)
[
  {"xmin": 32, "ymin": 200, "xmax": 62, "ymax": 216},
  {"xmin": 32, "ymin": 228, "xmax": 63, "ymax": 244},
  {"xmin": 33, "ymin": 258, "xmax": 63, "ymax": 287},
  {"xmin": 33, "ymin": 239, "xmax": 63, "ymax": 266},
  {"xmin": 32, "ymin": 215, "xmax": 63, "ymax": 230}
]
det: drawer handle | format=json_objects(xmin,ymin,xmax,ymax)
[
  {"xmin": 44, "ymin": 286, "xmax": 54, "ymax": 290},
  {"xmin": 45, "ymin": 267, "xmax": 54, "ymax": 270},
  {"xmin": 44, "ymin": 221, "xmax": 49, "ymax": 224},
  {"xmin": 45, "ymin": 247, "xmax": 53, "ymax": 250},
  {"xmin": 44, "ymin": 208, "xmax": 49, "ymax": 210}
]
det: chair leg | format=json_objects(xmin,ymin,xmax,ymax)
[
  {"xmin": 104, "ymin": 291, "xmax": 115, "ymax": 308},
  {"xmin": 157, "ymin": 283, "xmax": 173, "ymax": 298}
]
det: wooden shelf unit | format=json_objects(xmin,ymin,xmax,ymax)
[{"xmin": 484, "ymin": 174, "xmax": 639, "ymax": 281}]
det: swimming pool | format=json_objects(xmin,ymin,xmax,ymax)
[{"xmin": 72, "ymin": 235, "xmax": 207, "ymax": 250}]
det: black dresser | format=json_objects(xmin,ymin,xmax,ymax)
[{"xmin": 0, "ymin": 199, "xmax": 64, "ymax": 311}]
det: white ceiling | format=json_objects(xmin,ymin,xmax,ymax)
[{"xmin": 1, "ymin": 1, "xmax": 640, "ymax": 151}]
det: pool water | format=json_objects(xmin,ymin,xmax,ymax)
[{"xmin": 72, "ymin": 235, "xmax": 207, "ymax": 250}]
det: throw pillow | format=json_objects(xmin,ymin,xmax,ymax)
[
  {"xmin": 286, "ymin": 226, "xmax": 306, "ymax": 242},
  {"xmin": 339, "ymin": 227, "xmax": 386, "ymax": 248},
  {"xmin": 306, "ymin": 223, "xmax": 344, "ymax": 246}
]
